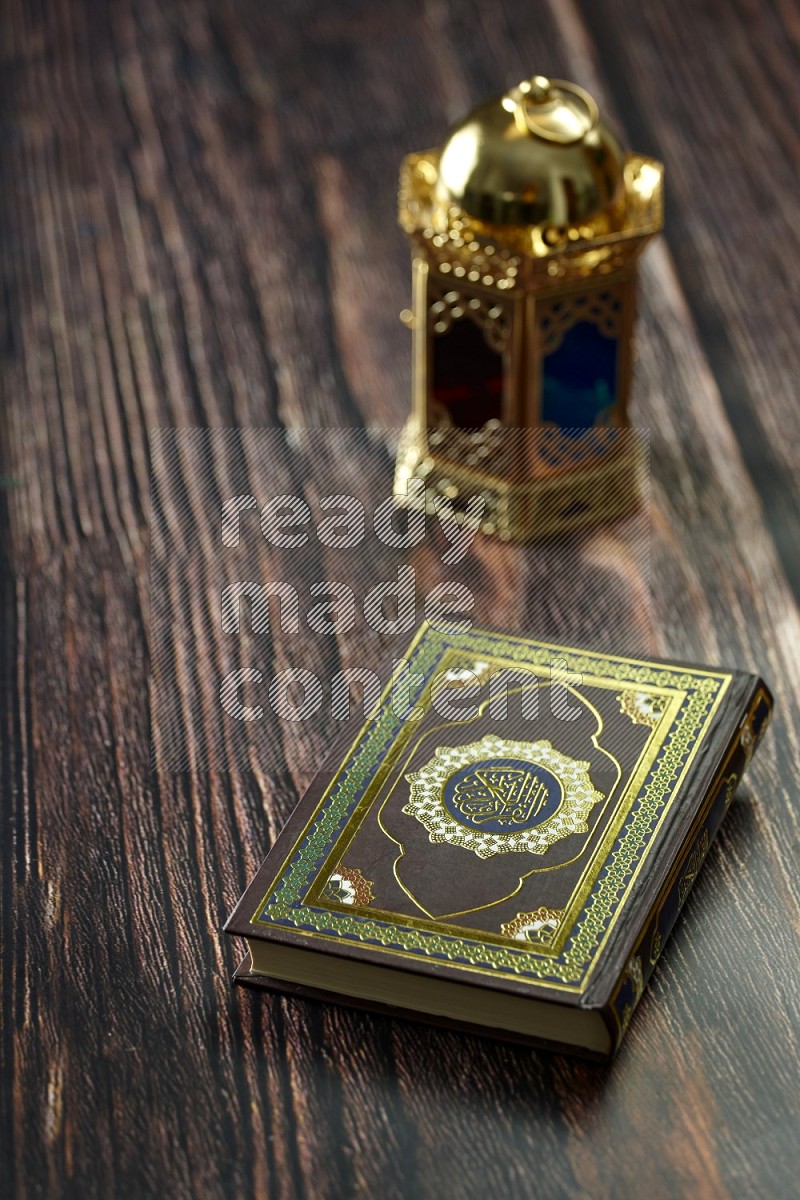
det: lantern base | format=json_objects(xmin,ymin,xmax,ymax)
[{"xmin": 394, "ymin": 420, "xmax": 646, "ymax": 542}]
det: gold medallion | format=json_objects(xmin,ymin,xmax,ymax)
[{"xmin": 404, "ymin": 733, "xmax": 603, "ymax": 859}]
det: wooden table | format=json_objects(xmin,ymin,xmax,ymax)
[{"xmin": 3, "ymin": 2, "xmax": 799, "ymax": 1197}]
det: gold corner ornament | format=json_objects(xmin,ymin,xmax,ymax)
[
  {"xmin": 617, "ymin": 689, "xmax": 666, "ymax": 729},
  {"xmin": 403, "ymin": 734, "xmax": 603, "ymax": 859},
  {"xmin": 321, "ymin": 865, "xmax": 374, "ymax": 908},
  {"xmin": 501, "ymin": 907, "xmax": 563, "ymax": 945}
]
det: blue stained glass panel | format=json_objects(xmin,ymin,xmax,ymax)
[{"xmin": 541, "ymin": 320, "xmax": 618, "ymax": 430}]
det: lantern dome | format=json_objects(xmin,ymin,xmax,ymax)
[{"xmin": 435, "ymin": 77, "xmax": 625, "ymax": 228}]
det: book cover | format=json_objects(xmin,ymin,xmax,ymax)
[{"xmin": 225, "ymin": 623, "xmax": 772, "ymax": 1058}]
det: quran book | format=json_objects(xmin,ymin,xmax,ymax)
[{"xmin": 225, "ymin": 623, "xmax": 772, "ymax": 1059}]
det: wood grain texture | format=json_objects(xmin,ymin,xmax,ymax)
[{"xmin": 2, "ymin": 1, "xmax": 799, "ymax": 1198}]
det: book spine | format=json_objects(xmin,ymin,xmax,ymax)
[{"xmin": 601, "ymin": 680, "xmax": 773, "ymax": 1055}]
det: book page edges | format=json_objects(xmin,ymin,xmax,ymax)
[{"xmin": 243, "ymin": 938, "xmax": 612, "ymax": 1057}]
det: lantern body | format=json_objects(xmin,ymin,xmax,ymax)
[{"xmin": 396, "ymin": 77, "xmax": 663, "ymax": 540}]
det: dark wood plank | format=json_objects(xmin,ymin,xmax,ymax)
[
  {"xmin": 573, "ymin": 0, "xmax": 800, "ymax": 595},
  {"xmin": 2, "ymin": 1, "xmax": 799, "ymax": 1198}
]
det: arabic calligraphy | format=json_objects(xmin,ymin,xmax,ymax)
[{"xmin": 446, "ymin": 759, "xmax": 563, "ymax": 832}]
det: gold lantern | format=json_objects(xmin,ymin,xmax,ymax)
[{"xmin": 395, "ymin": 76, "xmax": 663, "ymax": 540}]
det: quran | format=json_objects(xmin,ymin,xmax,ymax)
[{"xmin": 225, "ymin": 623, "xmax": 772, "ymax": 1058}]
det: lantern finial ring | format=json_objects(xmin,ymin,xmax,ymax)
[{"xmin": 506, "ymin": 77, "xmax": 600, "ymax": 145}]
